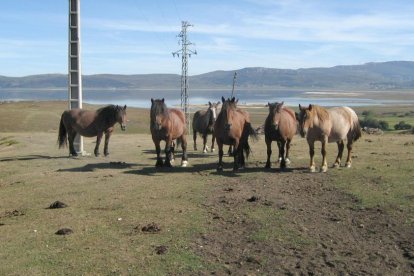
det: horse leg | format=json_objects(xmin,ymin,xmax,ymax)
[
  {"xmin": 345, "ymin": 140, "xmax": 353, "ymax": 168},
  {"xmin": 308, "ymin": 141, "xmax": 316, "ymax": 172},
  {"xmin": 193, "ymin": 130, "xmax": 197, "ymax": 151},
  {"xmin": 277, "ymin": 140, "xmax": 282, "ymax": 163},
  {"xmin": 180, "ymin": 135, "xmax": 189, "ymax": 167},
  {"xmin": 164, "ymin": 139, "xmax": 173, "ymax": 167},
  {"xmin": 334, "ymin": 140, "xmax": 344, "ymax": 168},
  {"xmin": 321, "ymin": 137, "xmax": 328, "ymax": 173},
  {"xmin": 68, "ymin": 130, "xmax": 78, "ymax": 157},
  {"xmin": 94, "ymin": 132, "xmax": 103, "ymax": 157},
  {"xmin": 285, "ymin": 138, "xmax": 292, "ymax": 165},
  {"xmin": 233, "ymin": 140, "xmax": 240, "ymax": 171},
  {"xmin": 265, "ymin": 137, "xmax": 272, "ymax": 169},
  {"xmin": 211, "ymin": 134, "xmax": 215, "ymax": 152},
  {"xmin": 202, "ymin": 133, "xmax": 208, "ymax": 153},
  {"xmin": 217, "ymin": 140, "xmax": 224, "ymax": 171},
  {"xmin": 154, "ymin": 140, "xmax": 163, "ymax": 167},
  {"xmin": 279, "ymin": 140, "xmax": 287, "ymax": 170},
  {"xmin": 103, "ymin": 129, "xmax": 113, "ymax": 156},
  {"xmin": 170, "ymin": 141, "xmax": 175, "ymax": 163}
]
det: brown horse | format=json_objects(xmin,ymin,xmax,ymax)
[
  {"xmin": 264, "ymin": 102, "xmax": 297, "ymax": 169},
  {"xmin": 297, "ymin": 104, "xmax": 362, "ymax": 172},
  {"xmin": 58, "ymin": 105, "xmax": 127, "ymax": 156},
  {"xmin": 214, "ymin": 96, "xmax": 258, "ymax": 171},
  {"xmin": 150, "ymin": 98, "xmax": 188, "ymax": 167},
  {"xmin": 192, "ymin": 101, "xmax": 220, "ymax": 153}
]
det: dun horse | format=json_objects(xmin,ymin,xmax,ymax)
[
  {"xmin": 150, "ymin": 98, "xmax": 188, "ymax": 167},
  {"xmin": 192, "ymin": 101, "xmax": 220, "ymax": 153},
  {"xmin": 297, "ymin": 104, "xmax": 361, "ymax": 172},
  {"xmin": 264, "ymin": 102, "xmax": 297, "ymax": 169},
  {"xmin": 214, "ymin": 97, "xmax": 258, "ymax": 171},
  {"xmin": 58, "ymin": 105, "xmax": 127, "ymax": 156}
]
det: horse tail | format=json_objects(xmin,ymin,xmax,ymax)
[
  {"xmin": 242, "ymin": 122, "xmax": 258, "ymax": 159},
  {"xmin": 58, "ymin": 114, "xmax": 67, "ymax": 148},
  {"xmin": 352, "ymin": 119, "xmax": 362, "ymax": 142},
  {"xmin": 350, "ymin": 109, "xmax": 362, "ymax": 142}
]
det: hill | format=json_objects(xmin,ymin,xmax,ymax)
[{"xmin": 1, "ymin": 61, "xmax": 414, "ymax": 90}]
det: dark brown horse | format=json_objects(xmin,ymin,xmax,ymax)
[
  {"xmin": 297, "ymin": 104, "xmax": 361, "ymax": 172},
  {"xmin": 150, "ymin": 98, "xmax": 188, "ymax": 167},
  {"xmin": 192, "ymin": 101, "xmax": 220, "ymax": 153},
  {"xmin": 264, "ymin": 102, "xmax": 297, "ymax": 169},
  {"xmin": 214, "ymin": 97, "xmax": 258, "ymax": 171},
  {"xmin": 58, "ymin": 105, "xmax": 127, "ymax": 156}
]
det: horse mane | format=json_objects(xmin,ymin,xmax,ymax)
[
  {"xmin": 311, "ymin": 105, "xmax": 330, "ymax": 122},
  {"xmin": 151, "ymin": 100, "xmax": 168, "ymax": 119},
  {"xmin": 97, "ymin": 105, "xmax": 116, "ymax": 114}
]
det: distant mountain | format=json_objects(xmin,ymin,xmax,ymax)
[{"xmin": 1, "ymin": 61, "xmax": 414, "ymax": 90}]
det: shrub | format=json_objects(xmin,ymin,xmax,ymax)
[
  {"xmin": 359, "ymin": 117, "xmax": 389, "ymax": 130},
  {"xmin": 394, "ymin": 121, "xmax": 412, "ymax": 130}
]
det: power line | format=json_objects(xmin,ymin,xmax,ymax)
[{"xmin": 172, "ymin": 21, "xmax": 197, "ymax": 132}]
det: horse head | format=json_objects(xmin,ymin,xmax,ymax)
[
  {"xmin": 151, "ymin": 98, "xmax": 168, "ymax": 131},
  {"xmin": 115, "ymin": 105, "xmax": 127, "ymax": 131},
  {"xmin": 298, "ymin": 104, "xmax": 313, "ymax": 137},
  {"xmin": 221, "ymin": 97, "xmax": 238, "ymax": 131},
  {"xmin": 208, "ymin": 101, "xmax": 221, "ymax": 125},
  {"xmin": 268, "ymin": 102, "xmax": 284, "ymax": 131}
]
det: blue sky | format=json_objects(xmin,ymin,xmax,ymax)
[{"xmin": 1, "ymin": 0, "xmax": 414, "ymax": 76}]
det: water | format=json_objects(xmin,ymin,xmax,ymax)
[{"xmin": 1, "ymin": 88, "xmax": 413, "ymax": 108}]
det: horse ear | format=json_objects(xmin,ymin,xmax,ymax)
[
  {"xmin": 281, "ymin": 101, "xmax": 284, "ymax": 106},
  {"xmin": 162, "ymin": 98, "xmax": 165, "ymax": 103},
  {"xmin": 235, "ymin": 98, "xmax": 239, "ymax": 104},
  {"xmin": 208, "ymin": 101, "xmax": 212, "ymax": 107},
  {"xmin": 222, "ymin": 96, "xmax": 225, "ymax": 103},
  {"xmin": 266, "ymin": 102, "xmax": 270, "ymax": 107},
  {"xmin": 299, "ymin": 104, "xmax": 302, "ymax": 110},
  {"xmin": 309, "ymin": 104, "xmax": 312, "ymax": 111},
  {"xmin": 151, "ymin": 98, "xmax": 154, "ymax": 103},
  {"xmin": 124, "ymin": 105, "xmax": 127, "ymax": 110}
]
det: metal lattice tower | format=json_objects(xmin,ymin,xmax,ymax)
[
  {"xmin": 68, "ymin": 0, "xmax": 83, "ymax": 154},
  {"xmin": 172, "ymin": 21, "xmax": 197, "ymax": 130}
]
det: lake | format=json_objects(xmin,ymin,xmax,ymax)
[{"xmin": 1, "ymin": 88, "xmax": 414, "ymax": 108}]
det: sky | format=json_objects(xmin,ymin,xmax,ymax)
[{"xmin": 1, "ymin": 0, "xmax": 414, "ymax": 77}]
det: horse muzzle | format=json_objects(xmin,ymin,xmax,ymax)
[
  {"xmin": 224, "ymin": 123, "xmax": 232, "ymax": 131},
  {"xmin": 272, "ymin": 123, "xmax": 279, "ymax": 131}
]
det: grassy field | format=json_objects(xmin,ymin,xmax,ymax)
[{"xmin": 1, "ymin": 101, "xmax": 414, "ymax": 275}]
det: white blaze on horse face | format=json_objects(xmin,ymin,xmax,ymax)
[{"xmin": 212, "ymin": 107, "xmax": 217, "ymax": 120}]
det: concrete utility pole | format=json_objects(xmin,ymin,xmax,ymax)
[
  {"xmin": 172, "ymin": 21, "xmax": 197, "ymax": 131},
  {"xmin": 68, "ymin": 0, "xmax": 83, "ymax": 154}
]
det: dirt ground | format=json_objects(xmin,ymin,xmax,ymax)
[
  {"xmin": 1, "ymin": 129, "xmax": 414, "ymax": 275},
  {"xmin": 192, "ymin": 168, "xmax": 414, "ymax": 275}
]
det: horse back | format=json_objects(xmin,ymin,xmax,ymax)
[
  {"xmin": 328, "ymin": 107, "xmax": 359, "ymax": 142},
  {"xmin": 168, "ymin": 108, "xmax": 187, "ymax": 139}
]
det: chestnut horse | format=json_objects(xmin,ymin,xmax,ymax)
[
  {"xmin": 264, "ymin": 102, "xmax": 297, "ymax": 169},
  {"xmin": 297, "ymin": 104, "xmax": 361, "ymax": 172},
  {"xmin": 214, "ymin": 97, "xmax": 258, "ymax": 171},
  {"xmin": 58, "ymin": 105, "xmax": 127, "ymax": 156},
  {"xmin": 150, "ymin": 98, "xmax": 188, "ymax": 167},
  {"xmin": 192, "ymin": 101, "xmax": 220, "ymax": 153}
]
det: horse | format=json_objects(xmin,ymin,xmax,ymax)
[
  {"xmin": 150, "ymin": 98, "xmax": 188, "ymax": 167},
  {"xmin": 192, "ymin": 101, "xmax": 220, "ymax": 153},
  {"xmin": 214, "ymin": 96, "xmax": 258, "ymax": 171},
  {"xmin": 264, "ymin": 102, "xmax": 297, "ymax": 169},
  {"xmin": 297, "ymin": 104, "xmax": 362, "ymax": 172},
  {"xmin": 58, "ymin": 105, "xmax": 127, "ymax": 156}
]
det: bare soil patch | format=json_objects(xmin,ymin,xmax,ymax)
[{"xmin": 194, "ymin": 169, "xmax": 414, "ymax": 275}]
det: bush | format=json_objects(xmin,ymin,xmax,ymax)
[
  {"xmin": 394, "ymin": 121, "xmax": 412, "ymax": 130},
  {"xmin": 359, "ymin": 117, "xmax": 389, "ymax": 130}
]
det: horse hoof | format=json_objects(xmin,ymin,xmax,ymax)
[
  {"xmin": 310, "ymin": 166, "xmax": 316, "ymax": 173},
  {"xmin": 321, "ymin": 166, "xmax": 328, "ymax": 173},
  {"xmin": 170, "ymin": 158, "xmax": 175, "ymax": 163},
  {"xmin": 345, "ymin": 163, "xmax": 352, "ymax": 168},
  {"xmin": 285, "ymin": 158, "xmax": 291, "ymax": 165},
  {"xmin": 203, "ymin": 149, "xmax": 207, "ymax": 154},
  {"xmin": 104, "ymin": 152, "xmax": 109, "ymax": 157},
  {"xmin": 211, "ymin": 148, "xmax": 215, "ymax": 152},
  {"xmin": 265, "ymin": 164, "xmax": 271, "ymax": 169},
  {"xmin": 217, "ymin": 166, "xmax": 223, "ymax": 172},
  {"xmin": 333, "ymin": 163, "xmax": 340, "ymax": 168},
  {"xmin": 181, "ymin": 160, "xmax": 188, "ymax": 167}
]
